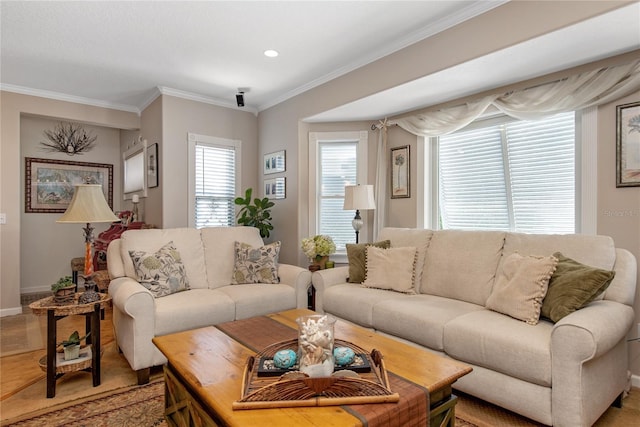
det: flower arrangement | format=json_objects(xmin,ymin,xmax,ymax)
[{"xmin": 301, "ymin": 235, "xmax": 336, "ymax": 262}]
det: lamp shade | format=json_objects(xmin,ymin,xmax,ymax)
[
  {"xmin": 56, "ymin": 184, "xmax": 119, "ymax": 223},
  {"xmin": 343, "ymin": 185, "xmax": 376, "ymax": 210}
]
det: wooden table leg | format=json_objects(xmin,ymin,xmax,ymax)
[
  {"xmin": 91, "ymin": 303, "xmax": 101, "ymax": 387},
  {"xmin": 46, "ymin": 309, "xmax": 56, "ymax": 398}
]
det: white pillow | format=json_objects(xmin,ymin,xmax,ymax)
[
  {"xmin": 486, "ymin": 253, "xmax": 557, "ymax": 325},
  {"xmin": 362, "ymin": 246, "xmax": 417, "ymax": 294}
]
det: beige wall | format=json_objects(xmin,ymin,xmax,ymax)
[
  {"xmin": 0, "ymin": 91, "xmax": 139, "ymax": 314},
  {"xmin": 20, "ymin": 116, "xmax": 122, "ymax": 293},
  {"xmin": 160, "ymin": 95, "xmax": 258, "ymax": 229},
  {"xmin": 597, "ymin": 90, "xmax": 640, "ymax": 377}
]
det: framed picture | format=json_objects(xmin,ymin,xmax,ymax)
[
  {"xmin": 390, "ymin": 145, "xmax": 410, "ymax": 198},
  {"xmin": 264, "ymin": 150, "xmax": 286, "ymax": 175},
  {"xmin": 265, "ymin": 177, "xmax": 286, "ymax": 199},
  {"xmin": 147, "ymin": 143, "xmax": 159, "ymax": 188},
  {"xmin": 616, "ymin": 101, "xmax": 640, "ymax": 187},
  {"xmin": 25, "ymin": 157, "xmax": 113, "ymax": 213}
]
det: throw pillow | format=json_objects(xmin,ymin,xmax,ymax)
[
  {"xmin": 541, "ymin": 252, "xmax": 615, "ymax": 322},
  {"xmin": 362, "ymin": 246, "xmax": 418, "ymax": 294},
  {"xmin": 486, "ymin": 253, "xmax": 557, "ymax": 325},
  {"xmin": 232, "ymin": 241, "xmax": 281, "ymax": 284},
  {"xmin": 129, "ymin": 241, "xmax": 190, "ymax": 298},
  {"xmin": 346, "ymin": 240, "xmax": 391, "ymax": 283}
]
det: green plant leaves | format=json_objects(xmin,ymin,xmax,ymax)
[{"xmin": 234, "ymin": 188, "xmax": 275, "ymax": 238}]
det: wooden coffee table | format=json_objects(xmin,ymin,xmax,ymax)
[{"xmin": 153, "ymin": 309, "xmax": 471, "ymax": 426}]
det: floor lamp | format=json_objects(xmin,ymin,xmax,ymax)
[
  {"xmin": 343, "ymin": 184, "xmax": 376, "ymax": 244},
  {"xmin": 57, "ymin": 184, "xmax": 119, "ymax": 304}
]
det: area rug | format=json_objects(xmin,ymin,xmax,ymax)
[
  {"xmin": 1, "ymin": 378, "xmax": 480, "ymax": 427},
  {"xmin": 1, "ymin": 379, "xmax": 165, "ymax": 427}
]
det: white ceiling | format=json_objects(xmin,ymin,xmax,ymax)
[{"xmin": 1, "ymin": 1, "xmax": 639, "ymax": 122}]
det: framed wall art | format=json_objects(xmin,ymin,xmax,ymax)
[
  {"xmin": 265, "ymin": 177, "xmax": 286, "ymax": 199},
  {"xmin": 264, "ymin": 150, "xmax": 285, "ymax": 174},
  {"xmin": 616, "ymin": 101, "xmax": 640, "ymax": 187},
  {"xmin": 25, "ymin": 157, "xmax": 113, "ymax": 213},
  {"xmin": 147, "ymin": 143, "xmax": 159, "ymax": 188},
  {"xmin": 390, "ymin": 145, "xmax": 410, "ymax": 198}
]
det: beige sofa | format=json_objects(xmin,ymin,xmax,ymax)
[
  {"xmin": 312, "ymin": 228, "xmax": 637, "ymax": 427},
  {"xmin": 107, "ymin": 226, "xmax": 311, "ymax": 384}
]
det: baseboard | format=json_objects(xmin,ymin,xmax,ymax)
[
  {"xmin": 632, "ymin": 373, "xmax": 640, "ymax": 389},
  {"xmin": 0, "ymin": 306, "xmax": 23, "ymax": 317}
]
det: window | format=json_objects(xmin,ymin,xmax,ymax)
[
  {"xmin": 437, "ymin": 112, "xmax": 575, "ymax": 234},
  {"xmin": 308, "ymin": 131, "xmax": 368, "ymax": 259},
  {"xmin": 188, "ymin": 133, "xmax": 241, "ymax": 229}
]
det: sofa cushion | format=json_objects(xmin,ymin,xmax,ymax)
[
  {"xmin": 201, "ymin": 227, "xmax": 264, "ymax": 289},
  {"xmin": 444, "ymin": 310, "xmax": 553, "ymax": 387},
  {"xmin": 541, "ymin": 252, "xmax": 615, "ymax": 322},
  {"xmin": 216, "ymin": 284, "xmax": 297, "ymax": 320},
  {"xmin": 231, "ymin": 241, "xmax": 280, "ymax": 284},
  {"xmin": 362, "ymin": 246, "xmax": 417, "ymax": 293},
  {"xmin": 129, "ymin": 241, "xmax": 190, "ymax": 298},
  {"xmin": 346, "ymin": 240, "xmax": 391, "ymax": 283},
  {"xmin": 372, "ymin": 295, "xmax": 485, "ymax": 351},
  {"xmin": 378, "ymin": 228, "xmax": 433, "ymax": 293},
  {"xmin": 422, "ymin": 230, "xmax": 506, "ymax": 305},
  {"xmin": 120, "ymin": 228, "xmax": 209, "ymax": 289},
  {"xmin": 485, "ymin": 253, "xmax": 557, "ymax": 325},
  {"xmin": 154, "ymin": 289, "xmax": 236, "ymax": 336},
  {"xmin": 322, "ymin": 284, "xmax": 402, "ymax": 328}
]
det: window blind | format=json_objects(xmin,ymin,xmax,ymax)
[
  {"xmin": 194, "ymin": 143, "xmax": 236, "ymax": 228},
  {"xmin": 438, "ymin": 112, "xmax": 575, "ymax": 233},
  {"xmin": 318, "ymin": 142, "xmax": 357, "ymax": 250}
]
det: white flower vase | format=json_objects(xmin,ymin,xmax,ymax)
[
  {"xmin": 64, "ymin": 344, "xmax": 80, "ymax": 360},
  {"xmin": 296, "ymin": 314, "xmax": 336, "ymax": 377}
]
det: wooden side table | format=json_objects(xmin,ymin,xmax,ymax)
[{"xmin": 29, "ymin": 293, "xmax": 111, "ymax": 398}]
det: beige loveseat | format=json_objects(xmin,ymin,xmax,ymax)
[
  {"xmin": 312, "ymin": 228, "xmax": 637, "ymax": 427},
  {"xmin": 107, "ymin": 226, "xmax": 311, "ymax": 384}
]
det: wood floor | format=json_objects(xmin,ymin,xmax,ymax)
[{"xmin": 1, "ymin": 299, "xmax": 639, "ymax": 426}]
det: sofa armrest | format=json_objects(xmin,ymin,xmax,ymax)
[
  {"xmin": 109, "ymin": 276, "xmax": 155, "ymax": 317},
  {"xmin": 552, "ymin": 300, "xmax": 634, "ymax": 360},
  {"xmin": 277, "ymin": 264, "xmax": 312, "ymax": 309},
  {"xmin": 311, "ymin": 266, "xmax": 349, "ymax": 313},
  {"xmin": 550, "ymin": 300, "xmax": 634, "ymax": 426}
]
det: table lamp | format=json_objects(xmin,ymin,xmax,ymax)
[
  {"xmin": 57, "ymin": 184, "xmax": 119, "ymax": 303},
  {"xmin": 343, "ymin": 184, "xmax": 376, "ymax": 244}
]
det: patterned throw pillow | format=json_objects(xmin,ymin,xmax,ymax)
[
  {"xmin": 232, "ymin": 241, "xmax": 281, "ymax": 284},
  {"xmin": 129, "ymin": 241, "xmax": 190, "ymax": 298}
]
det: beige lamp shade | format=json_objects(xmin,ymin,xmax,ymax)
[
  {"xmin": 343, "ymin": 185, "xmax": 376, "ymax": 211},
  {"xmin": 56, "ymin": 184, "xmax": 119, "ymax": 223}
]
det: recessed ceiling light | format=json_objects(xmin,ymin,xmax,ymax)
[{"xmin": 264, "ymin": 49, "xmax": 279, "ymax": 58}]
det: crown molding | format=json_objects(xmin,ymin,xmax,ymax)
[
  {"xmin": 0, "ymin": 83, "xmax": 141, "ymax": 114},
  {"xmin": 257, "ymin": 0, "xmax": 508, "ymax": 112},
  {"xmin": 157, "ymin": 86, "xmax": 259, "ymax": 116}
]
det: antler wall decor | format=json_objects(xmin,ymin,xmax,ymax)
[{"xmin": 40, "ymin": 122, "xmax": 97, "ymax": 155}]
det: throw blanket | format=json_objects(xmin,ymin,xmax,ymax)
[{"xmin": 216, "ymin": 316, "xmax": 430, "ymax": 427}]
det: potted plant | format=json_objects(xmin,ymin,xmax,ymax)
[
  {"xmin": 51, "ymin": 276, "xmax": 75, "ymax": 304},
  {"xmin": 301, "ymin": 235, "xmax": 336, "ymax": 270},
  {"xmin": 234, "ymin": 188, "xmax": 275, "ymax": 238},
  {"xmin": 60, "ymin": 330, "xmax": 89, "ymax": 360}
]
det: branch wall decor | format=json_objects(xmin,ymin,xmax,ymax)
[{"xmin": 40, "ymin": 122, "xmax": 97, "ymax": 155}]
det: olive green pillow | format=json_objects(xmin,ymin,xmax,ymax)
[
  {"xmin": 346, "ymin": 240, "xmax": 391, "ymax": 283},
  {"xmin": 541, "ymin": 252, "xmax": 615, "ymax": 322}
]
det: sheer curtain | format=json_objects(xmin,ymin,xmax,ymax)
[{"xmin": 372, "ymin": 60, "xmax": 640, "ymax": 234}]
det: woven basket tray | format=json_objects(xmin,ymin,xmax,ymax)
[{"xmin": 233, "ymin": 338, "xmax": 399, "ymax": 410}]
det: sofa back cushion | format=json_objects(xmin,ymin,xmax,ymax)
[
  {"xmin": 201, "ymin": 226, "xmax": 264, "ymax": 289},
  {"xmin": 119, "ymin": 228, "xmax": 209, "ymax": 289},
  {"xmin": 422, "ymin": 230, "xmax": 506, "ymax": 305},
  {"xmin": 378, "ymin": 228, "xmax": 433, "ymax": 291}
]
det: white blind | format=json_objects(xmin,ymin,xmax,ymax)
[
  {"xmin": 194, "ymin": 143, "xmax": 236, "ymax": 228},
  {"xmin": 318, "ymin": 142, "xmax": 357, "ymax": 251},
  {"xmin": 438, "ymin": 112, "xmax": 575, "ymax": 233}
]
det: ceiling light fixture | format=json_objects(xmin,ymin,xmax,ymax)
[{"xmin": 264, "ymin": 49, "xmax": 279, "ymax": 58}]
